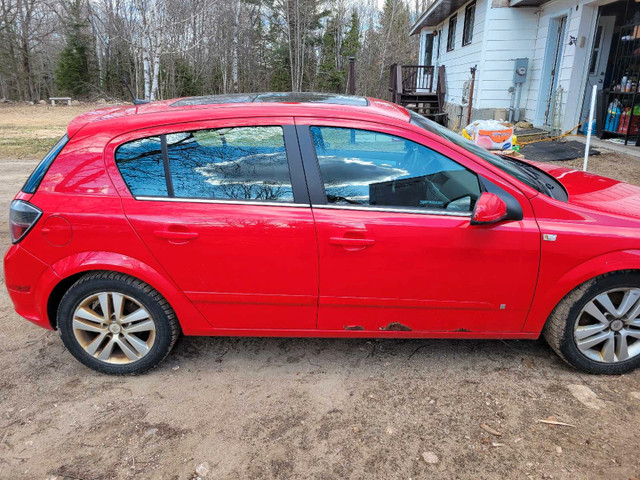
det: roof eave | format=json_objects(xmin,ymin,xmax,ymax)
[
  {"xmin": 509, "ymin": 0, "xmax": 548, "ymax": 7},
  {"xmin": 409, "ymin": 0, "xmax": 444, "ymax": 35}
]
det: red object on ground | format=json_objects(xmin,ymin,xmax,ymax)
[{"xmin": 617, "ymin": 110, "xmax": 640, "ymax": 135}]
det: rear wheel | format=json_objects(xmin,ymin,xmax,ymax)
[
  {"xmin": 58, "ymin": 272, "xmax": 180, "ymax": 374},
  {"xmin": 543, "ymin": 272, "xmax": 640, "ymax": 374}
]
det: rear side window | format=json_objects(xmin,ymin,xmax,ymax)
[
  {"xmin": 310, "ymin": 126, "xmax": 480, "ymax": 213},
  {"xmin": 115, "ymin": 126, "xmax": 294, "ymax": 203},
  {"xmin": 115, "ymin": 136, "xmax": 167, "ymax": 197},
  {"xmin": 23, "ymin": 135, "xmax": 69, "ymax": 193}
]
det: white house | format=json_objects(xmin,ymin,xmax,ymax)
[{"xmin": 409, "ymin": 0, "xmax": 639, "ymax": 140}]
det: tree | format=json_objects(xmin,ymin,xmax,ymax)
[
  {"xmin": 0, "ymin": 0, "xmax": 419, "ymax": 101},
  {"xmin": 342, "ymin": 10, "xmax": 360, "ymax": 59},
  {"xmin": 376, "ymin": 0, "xmax": 416, "ymax": 98},
  {"xmin": 317, "ymin": 16, "xmax": 342, "ymax": 92},
  {"xmin": 55, "ymin": 0, "xmax": 94, "ymax": 96}
]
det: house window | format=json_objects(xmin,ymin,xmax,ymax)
[
  {"xmin": 447, "ymin": 15, "xmax": 457, "ymax": 51},
  {"xmin": 463, "ymin": 2, "xmax": 475, "ymax": 46},
  {"xmin": 424, "ymin": 34, "xmax": 434, "ymax": 65}
]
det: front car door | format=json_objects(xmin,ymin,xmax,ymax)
[
  {"xmin": 296, "ymin": 118, "xmax": 540, "ymax": 334},
  {"xmin": 106, "ymin": 117, "xmax": 318, "ymax": 331}
]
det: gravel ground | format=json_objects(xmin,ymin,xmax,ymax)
[
  {"xmin": 546, "ymin": 148, "xmax": 640, "ymax": 186},
  {"xmin": 1, "ymin": 104, "xmax": 640, "ymax": 480}
]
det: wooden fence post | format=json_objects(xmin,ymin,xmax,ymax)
[
  {"xmin": 389, "ymin": 63, "xmax": 398, "ymax": 103},
  {"xmin": 348, "ymin": 57, "xmax": 356, "ymax": 95}
]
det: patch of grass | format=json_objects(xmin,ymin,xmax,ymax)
[
  {"xmin": 0, "ymin": 136, "xmax": 60, "ymax": 158},
  {"xmin": 0, "ymin": 102, "xmax": 122, "ymax": 159}
]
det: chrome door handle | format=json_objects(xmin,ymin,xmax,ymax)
[
  {"xmin": 153, "ymin": 229, "xmax": 199, "ymax": 241},
  {"xmin": 329, "ymin": 237, "xmax": 375, "ymax": 247}
]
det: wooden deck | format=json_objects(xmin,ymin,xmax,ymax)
[{"xmin": 389, "ymin": 64, "xmax": 446, "ymax": 124}]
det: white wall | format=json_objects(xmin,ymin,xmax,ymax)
[
  {"xmin": 523, "ymin": 0, "xmax": 573, "ymax": 125},
  {"xmin": 522, "ymin": 0, "xmax": 599, "ymax": 130},
  {"xmin": 476, "ymin": 7, "xmax": 538, "ymax": 111},
  {"xmin": 422, "ymin": 0, "xmax": 489, "ymax": 106},
  {"xmin": 420, "ymin": 0, "xmax": 600, "ymax": 130}
]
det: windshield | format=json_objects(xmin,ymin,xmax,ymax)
[{"xmin": 409, "ymin": 112, "xmax": 566, "ymax": 200}]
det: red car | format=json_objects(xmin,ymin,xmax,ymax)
[{"xmin": 4, "ymin": 93, "xmax": 640, "ymax": 375}]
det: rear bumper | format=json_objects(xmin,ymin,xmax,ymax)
[{"xmin": 4, "ymin": 244, "xmax": 59, "ymax": 330}]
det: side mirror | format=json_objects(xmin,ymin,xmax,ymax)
[{"xmin": 471, "ymin": 192, "xmax": 508, "ymax": 225}]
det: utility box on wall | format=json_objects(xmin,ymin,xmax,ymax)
[{"xmin": 513, "ymin": 58, "xmax": 529, "ymax": 85}]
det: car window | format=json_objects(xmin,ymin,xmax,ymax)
[
  {"xmin": 23, "ymin": 134, "xmax": 69, "ymax": 194},
  {"xmin": 310, "ymin": 126, "xmax": 481, "ymax": 213},
  {"xmin": 409, "ymin": 111, "xmax": 568, "ymax": 201},
  {"xmin": 116, "ymin": 136, "xmax": 168, "ymax": 197},
  {"xmin": 115, "ymin": 126, "xmax": 294, "ymax": 203}
]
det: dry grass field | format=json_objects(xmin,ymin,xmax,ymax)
[{"xmin": 0, "ymin": 103, "xmax": 639, "ymax": 480}]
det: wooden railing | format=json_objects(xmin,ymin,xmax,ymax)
[
  {"xmin": 389, "ymin": 64, "xmax": 447, "ymax": 124},
  {"xmin": 389, "ymin": 64, "xmax": 436, "ymax": 103},
  {"xmin": 403, "ymin": 65, "xmax": 435, "ymax": 93}
]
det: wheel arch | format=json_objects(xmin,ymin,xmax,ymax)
[
  {"xmin": 523, "ymin": 249, "xmax": 640, "ymax": 333},
  {"xmin": 44, "ymin": 252, "xmax": 211, "ymax": 333}
]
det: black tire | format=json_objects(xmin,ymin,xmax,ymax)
[
  {"xmin": 543, "ymin": 271, "xmax": 640, "ymax": 374},
  {"xmin": 57, "ymin": 271, "xmax": 180, "ymax": 374}
]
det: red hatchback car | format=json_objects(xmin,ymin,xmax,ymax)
[{"xmin": 4, "ymin": 92, "xmax": 640, "ymax": 374}]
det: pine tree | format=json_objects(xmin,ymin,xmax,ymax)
[
  {"xmin": 343, "ymin": 10, "xmax": 360, "ymax": 59},
  {"xmin": 55, "ymin": 0, "xmax": 95, "ymax": 97},
  {"xmin": 318, "ymin": 17, "xmax": 343, "ymax": 92}
]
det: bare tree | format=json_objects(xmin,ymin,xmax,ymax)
[{"xmin": 0, "ymin": 0, "xmax": 417, "ymax": 101}]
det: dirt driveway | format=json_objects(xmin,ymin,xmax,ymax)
[{"xmin": 1, "ymin": 104, "xmax": 640, "ymax": 480}]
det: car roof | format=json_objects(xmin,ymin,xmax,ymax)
[
  {"xmin": 67, "ymin": 93, "xmax": 411, "ymax": 137},
  {"xmin": 171, "ymin": 92, "xmax": 370, "ymax": 106}
]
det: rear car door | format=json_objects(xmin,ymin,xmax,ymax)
[
  {"xmin": 105, "ymin": 117, "xmax": 318, "ymax": 331},
  {"xmin": 296, "ymin": 118, "xmax": 540, "ymax": 333}
]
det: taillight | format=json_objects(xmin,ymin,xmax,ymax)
[{"xmin": 9, "ymin": 200, "xmax": 42, "ymax": 244}]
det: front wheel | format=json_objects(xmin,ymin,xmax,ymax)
[
  {"xmin": 543, "ymin": 272, "xmax": 640, "ymax": 374},
  {"xmin": 58, "ymin": 272, "xmax": 180, "ymax": 374}
]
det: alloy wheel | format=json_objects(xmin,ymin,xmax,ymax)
[
  {"xmin": 72, "ymin": 292, "xmax": 156, "ymax": 364},
  {"xmin": 573, "ymin": 288, "xmax": 640, "ymax": 363}
]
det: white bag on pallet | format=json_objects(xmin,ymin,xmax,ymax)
[{"xmin": 464, "ymin": 120, "xmax": 514, "ymax": 150}]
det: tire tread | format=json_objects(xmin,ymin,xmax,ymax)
[
  {"xmin": 543, "ymin": 271, "xmax": 640, "ymax": 374},
  {"xmin": 58, "ymin": 271, "xmax": 180, "ymax": 374}
]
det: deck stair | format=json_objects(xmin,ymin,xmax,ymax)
[
  {"xmin": 389, "ymin": 64, "xmax": 447, "ymax": 124},
  {"xmin": 400, "ymin": 92, "xmax": 440, "ymax": 116}
]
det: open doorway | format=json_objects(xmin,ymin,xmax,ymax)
[{"xmin": 596, "ymin": 0, "xmax": 640, "ymax": 145}]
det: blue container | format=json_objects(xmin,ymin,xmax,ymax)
[
  {"xmin": 582, "ymin": 119, "xmax": 597, "ymax": 135},
  {"xmin": 605, "ymin": 108, "xmax": 621, "ymax": 132}
]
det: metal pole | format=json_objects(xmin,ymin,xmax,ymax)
[
  {"xmin": 467, "ymin": 65, "xmax": 477, "ymax": 125},
  {"xmin": 583, "ymin": 84, "xmax": 597, "ymax": 172},
  {"xmin": 514, "ymin": 84, "xmax": 522, "ymax": 122},
  {"xmin": 508, "ymin": 86, "xmax": 516, "ymax": 123}
]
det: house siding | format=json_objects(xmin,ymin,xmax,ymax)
[
  {"xmin": 477, "ymin": 8, "xmax": 538, "ymax": 112},
  {"xmin": 419, "ymin": 0, "xmax": 600, "ymax": 131},
  {"xmin": 523, "ymin": 0, "xmax": 599, "ymax": 130},
  {"xmin": 426, "ymin": 0, "xmax": 488, "ymax": 107}
]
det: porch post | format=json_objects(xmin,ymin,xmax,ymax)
[{"xmin": 348, "ymin": 57, "xmax": 356, "ymax": 95}]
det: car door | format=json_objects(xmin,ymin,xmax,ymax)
[
  {"xmin": 296, "ymin": 118, "xmax": 540, "ymax": 333},
  {"xmin": 106, "ymin": 117, "xmax": 318, "ymax": 331}
]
